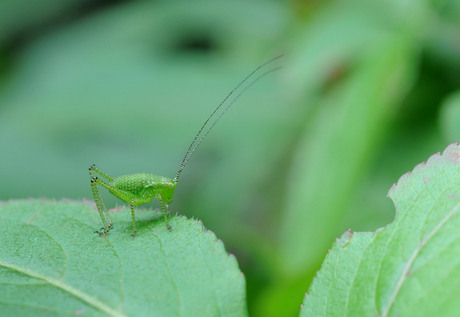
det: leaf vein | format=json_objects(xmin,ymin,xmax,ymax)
[
  {"xmin": 198, "ymin": 235, "xmax": 223, "ymax": 316},
  {"xmin": 149, "ymin": 226, "xmax": 183, "ymax": 317},
  {"xmin": 0, "ymin": 260, "xmax": 125, "ymax": 317},
  {"xmin": 380, "ymin": 201, "xmax": 460, "ymax": 317}
]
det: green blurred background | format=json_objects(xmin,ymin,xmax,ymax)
[{"xmin": 1, "ymin": 0, "xmax": 460, "ymax": 316}]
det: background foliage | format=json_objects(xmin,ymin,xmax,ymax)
[{"xmin": 1, "ymin": 0, "xmax": 460, "ymax": 316}]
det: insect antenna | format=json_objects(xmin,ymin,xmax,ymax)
[{"xmin": 174, "ymin": 55, "xmax": 283, "ymax": 182}]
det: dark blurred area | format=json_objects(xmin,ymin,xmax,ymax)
[{"xmin": 1, "ymin": 0, "xmax": 460, "ymax": 316}]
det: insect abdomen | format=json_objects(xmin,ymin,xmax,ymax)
[{"xmin": 111, "ymin": 174, "xmax": 164, "ymax": 192}]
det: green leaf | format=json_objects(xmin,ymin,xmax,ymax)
[
  {"xmin": 0, "ymin": 200, "xmax": 247, "ymax": 317},
  {"xmin": 300, "ymin": 143, "xmax": 460, "ymax": 317}
]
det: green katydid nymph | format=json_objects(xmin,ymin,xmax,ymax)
[{"xmin": 89, "ymin": 55, "xmax": 283, "ymax": 237}]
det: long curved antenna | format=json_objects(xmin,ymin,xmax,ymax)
[{"xmin": 174, "ymin": 56, "xmax": 283, "ymax": 182}]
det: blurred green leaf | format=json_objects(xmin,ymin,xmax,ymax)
[
  {"xmin": 280, "ymin": 35, "xmax": 418, "ymax": 276},
  {"xmin": 300, "ymin": 143, "xmax": 460, "ymax": 317},
  {"xmin": 440, "ymin": 90, "xmax": 460, "ymax": 142},
  {"xmin": 0, "ymin": 200, "xmax": 247, "ymax": 316},
  {"xmin": 0, "ymin": 0, "xmax": 89, "ymax": 44}
]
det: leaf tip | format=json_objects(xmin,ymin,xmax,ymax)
[
  {"xmin": 388, "ymin": 143, "xmax": 460, "ymax": 200},
  {"xmin": 340, "ymin": 228, "xmax": 353, "ymax": 241},
  {"xmin": 444, "ymin": 142, "xmax": 460, "ymax": 164}
]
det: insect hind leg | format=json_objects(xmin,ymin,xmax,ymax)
[
  {"xmin": 89, "ymin": 176, "xmax": 113, "ymax": 235},
  {"xmin": 89, "ymin": 164, "xmax": 114, "ymax": 182}
]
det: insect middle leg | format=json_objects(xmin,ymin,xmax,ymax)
[
  {"xmin": 126, "ymin": 193, "xmax": 172, "ymax": 237},
  {"xmin": 129, "ymin": 201, "xmax": 137, "ymax": 238},
  {"xmin": 128, "ymin": 194, "xmax": 170, "ymax": 237},
  {"xmin": 158, "ymin": 194, "xmax": 172, "ymax": 232}
]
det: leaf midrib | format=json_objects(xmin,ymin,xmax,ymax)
[
  {"xmin": 0, "ymin": 260, "xmax": 126, "ymax": 317},
  {"xmin": 380, "ymin": 201, "xmax": 460, "ymax": 316}
]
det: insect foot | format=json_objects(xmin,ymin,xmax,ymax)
[{"xmin": 94, "ymin": 228, "xmax": 109, "ymax": 236}]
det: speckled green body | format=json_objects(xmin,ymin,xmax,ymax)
[
  {"xmin": 89, "ymin": 165, "xmax": 177, "ymax": 237},
  {"xmin": 110, "ymin": 173, "xmax": 177, "ymax": 205}
]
